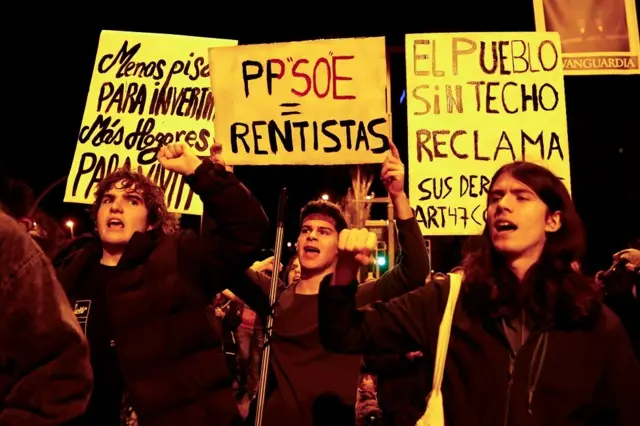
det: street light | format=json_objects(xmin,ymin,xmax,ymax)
[
  {"xmin": 66, "ymin": 220, "xmax": 75, "ymax": 238},
  {"xmin": 321, "ymin": 193, "xmax": 329, "ymax": 201},
  {"xmin": 28, "ymin": 176, "xmax": 67, "ymax": 217}
]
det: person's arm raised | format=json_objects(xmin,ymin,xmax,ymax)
[
  {"xmin": 356, "ymin": 140, "xmax": 429, "ymax": 305},
  {"xmin": 159, "ymin": 142, "xmax": 269, "ymax": 296},
  {"xmin": 319, "ymin": 228, "xmax": 434, "ymax": 355}
]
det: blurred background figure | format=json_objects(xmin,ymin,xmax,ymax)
[
  {"xmin": 0, "ymin": 171, "xmax": 70, "ymax": 259},
  {"xmin": 598, "ymin": 247, "xmax": 640, "ymax": 358},
  {"xmin": 0, "ymin": 209, "xmax": 93, "ymax": 424},
  {"xmin": 356, "ymin": 374, "xmax": 382, "ymax": 426}
]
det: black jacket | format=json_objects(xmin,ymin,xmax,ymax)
[
  {"xmin": 319, "ymin": 275, "xmax": 640, "ymax": 426},
  {"xmin": 0, "ymin": 211, "xmax": 93, "ymax": 425},
  {"xmin": 58, "ymin": 160, "xmax": 270, "ymax": 426}
]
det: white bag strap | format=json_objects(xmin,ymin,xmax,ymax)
[
  {"xmin": 431, "ymin": 272, "xmax": 462, "ymax": 391},
  {"xmin": 416, "ymin": 273, "xmax": 462, "ymax": 426}
]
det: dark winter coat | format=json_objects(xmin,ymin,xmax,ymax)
[{"xmin": 58, "ymin": 160, "xmax": 270, "ymax": 426}]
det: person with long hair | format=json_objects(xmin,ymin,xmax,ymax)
[{"xmin": 318, "ymin": 161, "xmax": 640, "ymax": 425}]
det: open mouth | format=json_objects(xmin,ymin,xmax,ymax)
[
  {"xmin": 302, "ymin": 245, "xmax": 320, "ymax": 257},
  {"xmin": 494, "ymin": 219, "xmax": 518, "ymax": 233},
  {"xmin": 107, "ymin": 218, "xmax": 125, "ymax": 229}
]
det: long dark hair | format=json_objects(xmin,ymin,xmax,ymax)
[{"xmin": 461, "ymin": 162, "xmax": 601, "ymax": 326}]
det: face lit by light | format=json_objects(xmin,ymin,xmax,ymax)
[
  {"xmin": 487, "ymin": 173, "xmax": 561, "ymax": 262},
  {"xmin": 287, "ymin": 256, "xmax": 301, "ymax": 285},
  {"xmin": 297, "ymin": 213, "xmax": 339, "ymax": 277},
  {"xmin": 96, "ymin": 181, "xmax": 153, "ymax": 248}
]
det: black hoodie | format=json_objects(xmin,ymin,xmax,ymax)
[{"xmin": 319, "ymin": 275, "xmax": 640, "ymax": 426}]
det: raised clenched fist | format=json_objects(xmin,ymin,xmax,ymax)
[
  {"xmin": 332, "ymin": 228, "xmax": 377, "ymax": 286},
  {"xmin": 157, "ymin": 142, "xmax": 202, "ymax": 176},
  {"xmin": 338, "ymin": 228, "xmax": 377, "ymax": 266}
]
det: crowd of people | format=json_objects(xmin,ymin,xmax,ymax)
[{"xmin": 1, "ymin": 140, "xmax": 638, "ymax": 425}]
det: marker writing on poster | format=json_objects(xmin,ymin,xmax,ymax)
[
  {"xmin": 229, "ymin": 54, "xmax": 389, "ymax": 156},
  {"xmin": 241, "ymin": 54, "xmax": 356, "ymax": 99},
  {"xmin": 408, "ymin": 36, "xmax": 568, "ymax": 231},
  {"xmin": 72, "ymin": 39, "xmax": 215, "ymax": 210},
  {"xmin": 70, "ymin": 151, "xmax": 196, "ymax": 211}
]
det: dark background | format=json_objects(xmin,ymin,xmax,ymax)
[{"xmin": 4, "ymin": 2, "xmax": 638, "ymax": 273}]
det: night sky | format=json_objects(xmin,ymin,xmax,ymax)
[{"xmin": 5, "ymin": 3, "xmax": 638, "ymax": 273}]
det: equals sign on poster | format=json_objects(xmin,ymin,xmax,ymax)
[{"xmin": 280, "ymin": 103, "xmax": 301, "ymax": 116}]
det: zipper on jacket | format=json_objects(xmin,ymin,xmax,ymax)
[
  {"xmin": 502, "ymin": 352, "xmax": 516, "ymax": 426},
  {"xmin": 500, "ymin": 331, "xmax": 548, "ymax": 425}
]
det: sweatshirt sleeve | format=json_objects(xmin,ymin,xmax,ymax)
[
  {"xmin": 319, "ymin": 275, "xmax": 447, "ymax": 356},
  {"xmin": 177, "ymin": 159, "xmax": 270, "ymax": 298},
  {"xmin": 355, "ymin": 217, "xmax": 430, "ymax": 306}
]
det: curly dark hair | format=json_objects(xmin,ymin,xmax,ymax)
[
  {"xmin": 461, "ymin": 162, "xmax": 601, "ymax": 326},
  {"xmin": 91, "ymin": 168, "xmax": 178, "ymax": 235},
  {"xmin": 299, "ymin": 200, "xmax": 348, "ymax": 233}
]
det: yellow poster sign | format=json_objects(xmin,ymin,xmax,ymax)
[
  {"xmin": 64, "ymin": 30, "xmax": 237, "ymax": 215},
  {"xmin": 533, "ymin": 0, "xmax": 640, "ymax": 75},
  {"xmin": 405, "ymin": 32, "xmax": 571, "ymax": 236},
  {"xmin": 208, "ymin": 37, "xmax": 391, "ymax": 165}
]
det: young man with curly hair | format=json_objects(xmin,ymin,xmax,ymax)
[{"xmin": 58, "ymin": 142, "xmax": 269, "ymax": 426}]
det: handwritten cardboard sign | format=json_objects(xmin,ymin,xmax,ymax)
[
  {"xmin": 64, "ymin": 30, "xmax": 237, "ymax": 215},
  {"xmin": 208, "ymin": 37, "xmax": 391, "ymax": 165},
  {"xmin": 405, "ymin": 32, "xmax": 571, "ymax": 236}
]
